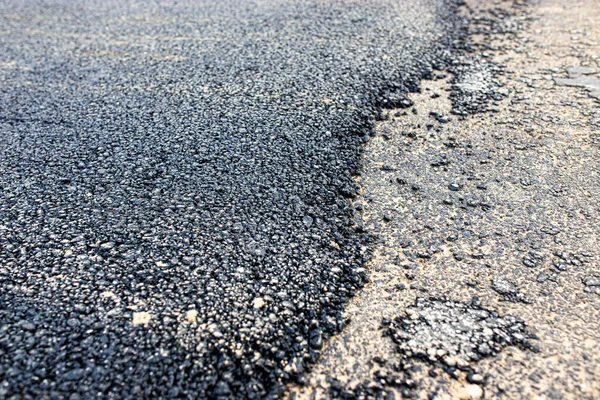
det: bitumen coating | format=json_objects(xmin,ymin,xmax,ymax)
[{"xmin": 0, "ymin": 0, "xmax": 475, "ymax": 398}]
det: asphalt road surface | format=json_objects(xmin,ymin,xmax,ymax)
[{"xmin": 0, "ymin": 0, "xmax": 465, "ymax": 398}]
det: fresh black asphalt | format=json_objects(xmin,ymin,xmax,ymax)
[{"xmin": 0, "ymin": 0, "xmax": 464, "ymax": 398}]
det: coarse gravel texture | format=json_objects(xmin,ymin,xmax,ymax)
[
  {"xmin": 290, "ymin": 0, "xmax": 600, "ymax": 398},
  {"xmin": 382, "ymin": 298, "xmax": 536, "ymax": 369},
  {"xmin": 0, "ymin": 0, "xmax": 481, "ymax": 399}
]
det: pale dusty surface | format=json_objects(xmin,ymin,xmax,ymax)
[{"xmin": 290, "ymin": 0, "xmax": 600, "ymax": 398}]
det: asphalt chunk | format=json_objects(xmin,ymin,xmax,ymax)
[
  {"xmin": 0, "ymin": 0, "xmax": 466, "ymax": 398},
  {"xmin": 383, "ymin": 298, "xmax": 535, "ymax": 368}
]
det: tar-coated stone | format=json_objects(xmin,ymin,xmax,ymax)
[
  {"xmin": 0, "ymin": 0, "xmax": 467, "ymax": 398},
  {"xmin": 384, "ymin": 298, "xmax": 535, "ymax": 368},
  {"xmin": 491, "ymin": 278, "xmax": 530, "ymax": 303}
]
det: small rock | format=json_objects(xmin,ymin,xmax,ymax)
[
  {"xmin": 253, "ymin": 297, "xmax": 266, "ymax": 309},
  {"xmin": 537, "ymin": 270, "xmax": 549, "ymax": 283},
  {"xmin": 100, "ymin": 242, "xmax": 115, "ymax": 250},
  {"xmin": 436, "ymin": 114, "xmax": 451, "ymax": 123},
  {"xmin": 132, "ymin": 312, "xmax": 152, "ymax": 326},
  {"xmin": 467, "ymin": 373, "xmax": 484, "ymax": 384},
  {"xmin": 448, "ymin": 183, "xmax": 461, "ymax": 191},
  {"xmin": 373, "ymin": 356, "xmax": 386, "ymax": 365},
  {"xmin": 583, "ymin": 275, "xmax": 600, "ymax": 287},
  {"xmin": 492, "ymin": 278, "xmax": 518, "ymax": 295},
  {"xmin": 63, "ymin": 369, "xmax": 85, "ymax": 381},
  {"xmin": 186, "ymin": 310, "xmax": 198, "ymax": 323},
  {"xmin": 303, "ymin": 215, "xmax": 313, "ymax": 227},
  {"xmin": 66, "ymin": 318, "xmax": 80, "ymax": 327},
  {"xmin": 464, "ymin": 384, "xmax": 483, "ymax": 399},
  {"xmin": 19, "ymin": 321, "xmax": 35, "ymax": 331},
  {"xmin": 100, "ymin": 291, "xmax": 116, "ymax": 299}
]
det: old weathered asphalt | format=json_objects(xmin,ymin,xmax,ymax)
[{"xmin": 0, "ymin": 0, "xmax": 466, "ymax": 398}]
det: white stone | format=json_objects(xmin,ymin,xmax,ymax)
[
  {"xmin": 186, "ymin": 309, "xmax": 198, "ymax": 323},
  {"xmin": 132, "ymin": 312, "xmax": 152, "ymax": 326},
  {"xmin": 253, "ymin": 297, "xmax": 265, "ymax": 308}
]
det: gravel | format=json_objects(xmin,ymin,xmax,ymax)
[
  {"xmin": 383, "ymin": 298, "xmax": 535, "ymax": 368},
  {"xmin": 0, "ymin": 0, "xmax": 469, "ymax": 398}
]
